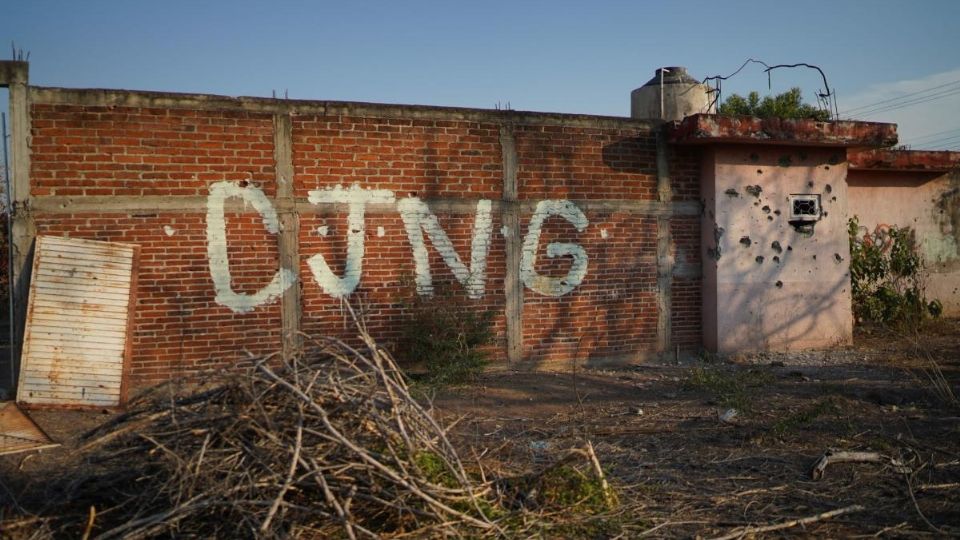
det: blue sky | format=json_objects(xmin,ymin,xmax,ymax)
[{"xmin": 3, "ymin": 1, "xmax": 960, "ymax": 147}]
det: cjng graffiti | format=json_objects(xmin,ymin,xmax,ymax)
[{"xmin": 206, "ymin": 182, "xmax": 591, "ymax": 313}]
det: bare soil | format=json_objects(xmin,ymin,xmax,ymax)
[
  {"xmin": 3, "ymin": 320, "xmax": 959, "ymax": 538},
  {"xmin": 430, "ymin": 320, "xmax": 960, "ymax": 537}
]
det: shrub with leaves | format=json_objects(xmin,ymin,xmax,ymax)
[
  {"xmin": 396, "ymin": 283, "xmax": 494, "ymax": 386},
  {"xmin": 718, "ymin": 87, "xmax": 831, "ymax": 121},
  {"xmin": 848, "ymin": 216, "xmax": 940, "ymax": 328}
]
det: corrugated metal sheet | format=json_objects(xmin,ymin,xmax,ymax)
[
  {"xmin": 17, "ymin": 236, "xmax": 139, "ymax": 408},
  {"xmin": 0, "ymin": 401, "xmax": 58, "ymax": 455}
]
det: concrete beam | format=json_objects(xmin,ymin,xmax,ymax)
[
  {"xmin": 500, "ymin": 124, "xmax": 523, "ymax": 363},
  {"xmin": 4, "ymin": 61, "xmax": 32, "ymax": 390},
  {"xmin": 29, "ymin": 86, "xmax": 658, "ymax": 130},
  {"xmin": 32, "ymin": 195, "xmax": 700, "ymax": 216},
  {"xmin": 655, "ymin": 130, "xmax": 674, "ymax": 360},
  {"xmin": 0, "ymin": 61, "xmax": 29, "ymax": 86},
  {"xmin": 273, "ymin": 114, "xmax": 301, "ymax": 359},
  {"xmin": 669, "ymin": 114, "xmax": 898, "ymax": 149},
  {"xmin": 848, "ymin": 148, "xmax": 960, "ymax": 172}
]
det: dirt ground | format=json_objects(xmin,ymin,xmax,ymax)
[
  {"xmin": 429, "ymin": 320, "xmax": 960, "ymax": 537},
  {"xmin": 3, "ymin": 320, "xmax": 960, "ymax": 538}
]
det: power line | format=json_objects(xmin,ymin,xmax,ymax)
[
  {"xmin": 918, "ymin": 133, "xmax": 960, "ymax": 148},
  {"xmin": 841, "ymin": 78, "xmax": 960, "ymax": 114},
  {"xmin": 854, "ymin": 86, "xmax": 960, "ymax": 118},
  {"xmin": 906, "ymin": 126, "xmax": 960, "ymax": 143},
  {"xmin": 853, "ymin": 86, "xmax": 960, "ymax": 117},
  {"xmin": 903, "ymin": 130, "xmax": 960, "ymax": 147}
]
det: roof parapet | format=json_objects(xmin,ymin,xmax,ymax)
[
  {"xmin": 668, "ymin": 114, "xmax": 898, "ymax": 149},
  {"xmin": 848, "ymin": 149, "xmax": 960, "ymax": 172}
]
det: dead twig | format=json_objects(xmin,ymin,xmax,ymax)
[
  {"xmin": 810, "ymin": 449, "xmax": 910, "ymax": 480},
  {"xmin": 707, "ymin": 504, "xmax": 865, "ymax": 540}
]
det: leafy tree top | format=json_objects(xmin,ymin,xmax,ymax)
[{"xmin": 717, "ymin": 87, "xmax": 831, "ymax": 121}]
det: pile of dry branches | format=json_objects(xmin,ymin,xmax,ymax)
[{"xmin": 59, "ymin": 326, "xmax": 497, "ymax": 539}]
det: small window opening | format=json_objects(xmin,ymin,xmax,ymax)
[
  {"xmin": 789, "ymin": 194, "xmax": 821, "ymax": 221},
  {"xmin": 788, "ymin": 194, "xmax": 821, "ymax": 234}
]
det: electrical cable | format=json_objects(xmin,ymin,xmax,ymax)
[
  {"xmin": 841, "ymin": 78, "xmax": 960, "ymax": 115},
  {"xmin": 915, "ymin": 134, "xmax": 960, "ymax": 149},
  {"xmin": 905, "ymin": 126, "xmax": 960, "ymax": 143},
  {"xmin": 852, "ymin": 87, "xmax": 960, "ymax": 118}
]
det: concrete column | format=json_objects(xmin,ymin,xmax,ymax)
[
  {"xmin": 499, "ymin": 124, "xmax": 523, "ymax": 363},
  {"xmin": 1, "ymin": 61, "xmax": 32, "ymax": 388},
  {"xmin": 655, "ymin": 129, "xmax": 674, "ymax": 359},
  {"xmin": 273, "ymin": 113, "xmax": 302, "ymax": 359}
]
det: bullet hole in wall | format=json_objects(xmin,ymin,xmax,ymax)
[
  {"xmin": 812, "ymin": 254, "xmax": 817, "ymax": 260},
  {"xmin": 775, "ymin": 280, "xmax": 783, "ymax": 288},
  {"xmin": 710, "ymin": 225, "xmax": 725, "ymax": 260},
  {"xmin": 740, "ymin": 236, "xmax": 752, "ymax": 247},
  {"xmin": 787, "ymin": 245, "xmax": 793, "ymax": 251},
  {"xmin": 746, "ymin": 185, "xmax": 763, "ymax": 198},
  {"xmin": 767, "ymin": 216, "xmax": 773, "ymax": 221},
  {"xmin": 762, "ymin": 205, "xmax": 771, "ymax": 214},
  {"xmin": 756, "ymin": 255, "xmax": 765, "ymax": 264},
  {"xmin": 808, "ymin": 181, "xmax": 814, "ymax": 188},
  {"xmin": 825, "ymin": 184, "xmax": 832, "ymax": 194},
  {"xmin": 757, "ymin": 169, "xmax": 763, "ymax": 175},
  {"xmin": 774, "ymin": 209, "xmax": 781, "ymax": 215},
  {"xmin": 772, "ymin": 241, "xmax": 783, "ymax": 253},
  {"xmin": 725, "ymin": 188, "xmax": 740, "ymax": 198},
  {"xmin": 773, "ymin": 255, "xmax": 780, "ymax": 264},
  {"xmin": 834, "ymin": 253, "xmax": 843, "ymax": 263}
]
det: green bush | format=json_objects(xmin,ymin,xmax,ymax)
[
  {"xmin": 848, "ymin": 216, "xmax": 939, "ymax": 328},
  {"xmin": 718, "ymin": 87, "xmax": 831, "ymax": 121},
  {"xmin": 396, "ymin": 283, "xmax": 494, "ymax": 386}
]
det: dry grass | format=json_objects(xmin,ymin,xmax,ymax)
[{"xmin": 0, "ymin": 310, "xmax": 618, "ymax": 539}]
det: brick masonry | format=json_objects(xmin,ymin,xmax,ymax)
[{"xmin": 24, "ymin": 88, "xmax": 702, "ymax": 387}]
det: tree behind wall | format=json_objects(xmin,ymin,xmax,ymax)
[{"xmin": 718, "ymin": 87, "xmax": 831, "ymax": 121}]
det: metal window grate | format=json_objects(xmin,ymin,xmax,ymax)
[{"xmin": 789, "ymin": 194, "xmax": 821, "ymax": 221}]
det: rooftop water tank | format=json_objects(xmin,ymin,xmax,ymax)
[{"xmin": 631, "ymin": 67, "xmax": 713, "ymax": 121}]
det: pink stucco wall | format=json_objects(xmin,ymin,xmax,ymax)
[
  {"xmin": 701, "ymin": 145, "xmax": 853, "ymax": 353},
  {"xmin": 848, "ymin": 169, "xmax": 960, "ymax": 316}
]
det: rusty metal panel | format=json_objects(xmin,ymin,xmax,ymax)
[{"xmin": 16, "ymin": 236, "xmax": 138, "ymax": 408}]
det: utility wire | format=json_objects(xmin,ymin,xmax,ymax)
[
  {"xmin": 915, "ymin": 134, "xmax": 960, "ymax": 149},
  {"xmin": 850, "ymin": 87, "xmax": 960, "ymax": 117},
  {"xmin": 921, "ymin": 133, "xmax": 960, "ymax": 145},
  {"xmin": 905, "ymin": 126, "xmax": 960, "ymax": 143},
  {"xmin": 841, "ymin": 78, "xmax": 960, "ymax": 114},
  {"xmin": 853, "ymin": 87, "xmax": 960, "ymax": 118}
]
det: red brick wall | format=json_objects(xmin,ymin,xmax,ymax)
[
  {"xmin": 33, "ymin": 212, "xmax": 282, "ymax": 387},
  {"xmin": 29, "ymin": 97, "xmax": 702, "ymax": 385},
  {"xmin": 31, "ymin": 104, "xmax": 276, "ymax": 197},
  {"xmin": 514, "ymin": 125, "xmax": 662, "ymax": 363}
]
